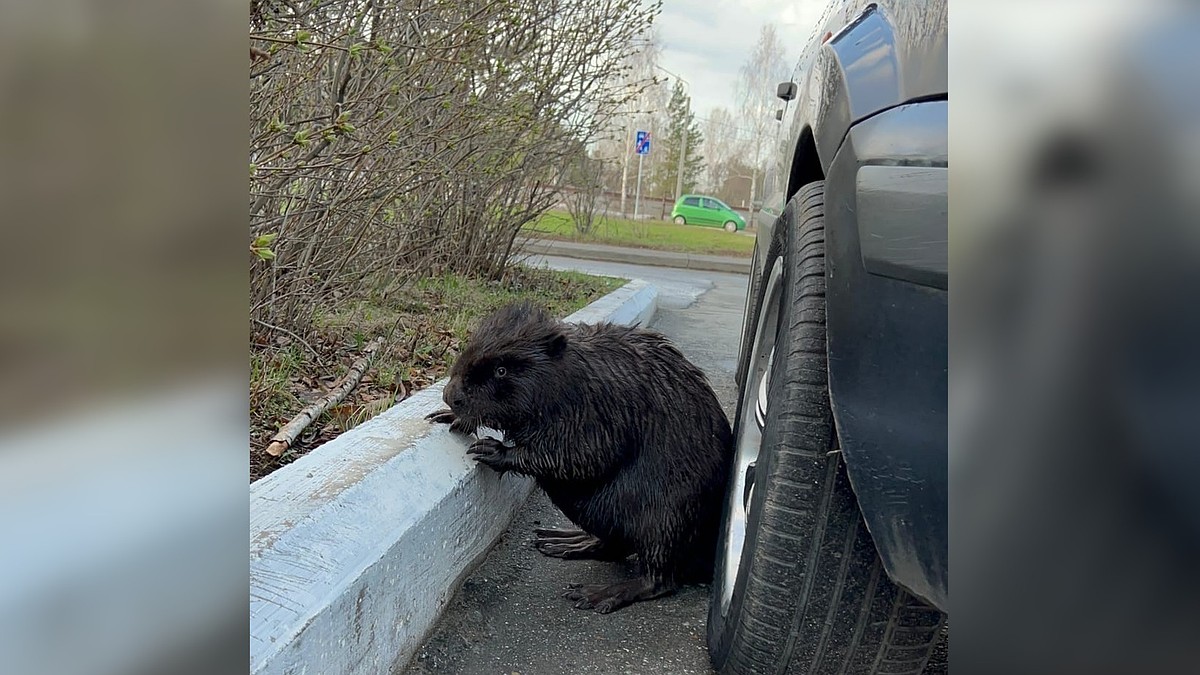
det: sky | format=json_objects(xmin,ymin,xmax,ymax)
[{"xmin": 655, "ymin": 0, "xmax": 829, "ymax": 121}]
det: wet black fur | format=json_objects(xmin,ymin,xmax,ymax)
[{"xmin": 428, "ymin": 301, "xmax": 733, "ymax": 613}]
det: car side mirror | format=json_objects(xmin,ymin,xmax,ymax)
[
  {"xmin": 774, "ymin": 109, "xmax": 783, "ymax": 121},
  {"xmin": 776, "ymin": 81, "xmax": 797, "ymax": 101}
]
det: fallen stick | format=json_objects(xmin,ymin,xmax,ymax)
[{"xmin": 265, "ymin": 336, "xmax": 385, "ymax": 457}]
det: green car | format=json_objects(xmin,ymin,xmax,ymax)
[{"xmin": 670, "ymin": 194, "xmax": 746, "ymax": 232}]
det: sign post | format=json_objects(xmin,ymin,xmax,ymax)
[{"xmin": 633, "ymin": 130, "xmax": 650, "ymax": 220}]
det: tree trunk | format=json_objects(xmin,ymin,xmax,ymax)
[
  {"xmin": 748, "ymin": 168, "xmax": 757, "ymax": 226},
  {"xmin": 620, "ymin": 139, "xmax": 630, "ymax": 216}
]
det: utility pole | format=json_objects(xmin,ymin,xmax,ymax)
[{"xmin": 675, "ymin": 131, "xmax": 687, "ymax": 202}]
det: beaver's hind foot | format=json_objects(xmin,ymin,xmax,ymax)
[
  {"xmin": 562, "ymin": 575, "xmax": 676, "ymax": 614},
  {"xmin": 533, "ymin": 528, "xmax": 629, "ymax": 561}
]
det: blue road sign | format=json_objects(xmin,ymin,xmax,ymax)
[{"xmin": 635, "ymin": 130, "xmax": 650, "ymax": 155}]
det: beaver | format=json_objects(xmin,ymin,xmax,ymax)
[{"xmin": 426, "ymin": 300, "xmax": 733, "ymax": 614}]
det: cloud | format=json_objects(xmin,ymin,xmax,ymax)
[{"xmin": 655, "ymin": 0, "xmax": 829, "ymax": 119}]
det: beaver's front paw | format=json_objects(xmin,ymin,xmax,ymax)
[
  {"xmin": 467, "ymin": 437, "xmax": 509, "ymax": 472},
  {"xmin": 426, "ymin": 408, "xmax": 475, "ymax": 435}
]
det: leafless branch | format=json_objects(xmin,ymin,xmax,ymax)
[{"xmin": 264, "ymin": 336, "xmax": 384, "ymax": 456}]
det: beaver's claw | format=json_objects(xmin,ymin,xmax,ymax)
[
  {"xmin": 425, "ymin": 408, "xmax": 456, "ymax": 424},
  {"xmin": 426, "ymin": 408, "xmax": 474, "ymax": 435},
  {"xmin": 467, "ymin": 437, "xmax": 508, "ymax": 472}
]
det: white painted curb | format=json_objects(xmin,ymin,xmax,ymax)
[{"xmin": 250, "ymin": 279, "xmax": 659, "ymax": 675}]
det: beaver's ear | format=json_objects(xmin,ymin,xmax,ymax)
[{"xmin": 543, "ymin": 327, "xmax": 568, "ymax": 358}]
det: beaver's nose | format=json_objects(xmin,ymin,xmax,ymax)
[{"xmin": 443, "ymin": 379, "xmax": 465, "ymax": 408}]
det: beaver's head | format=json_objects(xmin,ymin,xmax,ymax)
[{"xmin": 441, "ymin": 301, "xmax": 569, "ymax": 435}]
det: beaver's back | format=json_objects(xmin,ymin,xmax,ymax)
[
  {"xmin": 549, "ymin": 322, "xmax": 729, "ymax": 456},
  {"xmin": 531, "ymin": 322, "xmax": 733, "ymax": 569}
]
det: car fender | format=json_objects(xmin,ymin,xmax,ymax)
[
  {"xmin": 823, "ymin": 102, "xmax": 947, "ymax": 611},
  {"xmin": 787, "ymin": 0, "xmax": 947, "ymax": 180}
]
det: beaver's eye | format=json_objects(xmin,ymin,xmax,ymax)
[{"xmin": 494, "ymin": 365, "xmax": 507, "ymax": 378}]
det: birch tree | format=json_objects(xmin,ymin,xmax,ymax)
[
  {"xmin": 735, "ymin": 24, "xmax": 789, "ymax": 221},
  {"xmin": 702, "ymin": 106, "xmax": 739, "ymax": 192}
]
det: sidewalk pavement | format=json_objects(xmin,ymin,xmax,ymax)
[{"xmin": 517, "ymin": 237, "xmax": 751, "ymax": 275}]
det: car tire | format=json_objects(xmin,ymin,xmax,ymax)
[
  {"xmin": 708, "ymin": 181, "xmax": 945, "ymax": 674},
  {"xmin": 674, "ymin": 215, "xmax": 686, "ymax": 224},
  {"xmin": 724, "ymin": 221, "xmax": 737, "ymax": 232}
]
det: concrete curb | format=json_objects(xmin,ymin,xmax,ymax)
[
  {"xmin": 519, "ymin": 237, "xmax": 751, "ymax": 275},
  {"xmin": 250, "ymin": 279, "xmax": 659, "ymax": 675}
]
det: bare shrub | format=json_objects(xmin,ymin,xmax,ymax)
[
  {"xmin": 564, "ymin": 152, "xmax": 607, "ymax": 236},
  {"xmin": 250, "ymin": 0, "xmax": 660, "ymax": 331}
]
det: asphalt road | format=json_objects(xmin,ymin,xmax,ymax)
[{"xmin": 403, "ymin": 257, "xmax": 948, "ymax": 674}]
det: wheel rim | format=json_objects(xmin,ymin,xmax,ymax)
[
  {"xmin": 725, "ymin": 222, "xmax": 736, "ymax": 232},
  {"xmin": 675, "ymin": 216, "xmax": 685, "ymax": 224},
  {"xmin": 718, "ymin": 260, "xmax": 783, "ymax": 612}
]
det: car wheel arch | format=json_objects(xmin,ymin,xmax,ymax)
[{"xmin": 786, "ymin": 125, "xmax": 825, "ymax": 202}]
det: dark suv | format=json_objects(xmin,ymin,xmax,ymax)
[{"xmin": 707, "ymin": 1, "xmax": 947, "ymax": 673}]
